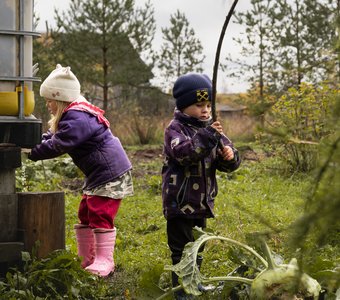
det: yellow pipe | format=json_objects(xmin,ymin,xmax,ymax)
[{"xmin": 0, "ymin": 86, "xmax": 35, "ymax": 116}]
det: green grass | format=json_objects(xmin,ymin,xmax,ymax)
[
  {"xmin": 7, "ymin": 143, "xmax": 339, "ymax": 299},
  {"xmin": 64, "ymin": 144, "xmax": 319, "ymax": 298}
]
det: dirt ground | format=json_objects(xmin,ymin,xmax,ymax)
[
  {"xmin": 127, "ymin": 146, "xmax": 164, "ymax": 178},
  {"xmin": 128, "ymin": 147, "xmax": 163, "ymax": 163}
]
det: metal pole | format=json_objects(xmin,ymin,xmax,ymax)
[{"xmin": 18, "ymin": 0, "xmax": 25, "ymax": 119}]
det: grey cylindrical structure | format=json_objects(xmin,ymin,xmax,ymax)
[{"xmin": 0, "ymin": 0, "xmax": 42, "ymax": 148}]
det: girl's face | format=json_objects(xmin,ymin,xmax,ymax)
[
  {"xmin": 182, "ymin": 101, "xmax": 211, "ymax": 120},
  {"xmin": 45, "ymin": 99, "xmax": 58, "ymax": 115}
]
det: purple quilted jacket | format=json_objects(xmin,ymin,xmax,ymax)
[
  {"xmin": 29, "ymin": 109, "xmax": 132, "ymax": 190},
  {"xmin": 162, "ymin": 110, "xmax": 240, "ymax": 220}
]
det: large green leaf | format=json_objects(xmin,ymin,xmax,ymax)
[{"xmin": 164, "ymin": 227, "xmax": 259, "ymax": 296}]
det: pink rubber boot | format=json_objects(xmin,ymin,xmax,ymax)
[
  {"xmin": 74, "ymin": 224, "xmax": 95, "ymax": 268},
  {"xmin": 85, "ymin": 228, "xmax": 116, "ymax": 277}
]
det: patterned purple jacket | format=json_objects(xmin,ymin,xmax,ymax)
[
  {"xmin": 162, "ymin": 110, "xmax": 240, "ymax": 220},
  {"xmin": 29, "ymin": 103, "xmax": 132, "ymax": 190}
]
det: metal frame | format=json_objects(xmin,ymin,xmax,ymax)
[
  {"xmin": 0, "ymin": 0, "xmax": 40, "ymax": 119},
  {"xmin": 0, "ymin": 29, "xmax": 40, "ymax": 37}
]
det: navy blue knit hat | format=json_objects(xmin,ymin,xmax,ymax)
[{"xmin": 173, "ymin": 73, "xmax": 212, "ymax": 110}]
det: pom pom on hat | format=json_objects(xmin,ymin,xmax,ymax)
[
  {"xmin": 40, "ymin": 64, "xmax": 81, "ymax": 102},
  {"xmin": 173, "ymin": 73, "xmax": 212, "ymax": 110}
]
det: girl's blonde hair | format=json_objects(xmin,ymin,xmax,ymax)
[{"xmin": 48, "ymin": 100, "xmax": 70, "ymax": 133}]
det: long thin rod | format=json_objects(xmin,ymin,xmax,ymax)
[{"xmin": 211, "ymin": 0, "xmax": 239, "ymax": 121}]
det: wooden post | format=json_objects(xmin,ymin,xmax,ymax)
[
  {"xmin": 0, "ymin": 194, "xmax": 18, "ymax": 241},
  {"xmin": 0, "ymin": 146, "xmax": 24, "ymax": 266},
  {"xmin": 17, "ymin": 192, "xmax": 65, "ymax": 258},
  {"xmin": 0, "ymin": 152, "xmax": 18, "ymax": 242}
]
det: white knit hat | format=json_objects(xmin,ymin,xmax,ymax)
[{"xmin": 40, "ymin": 64, "xmax": 81, "ymax": 102}]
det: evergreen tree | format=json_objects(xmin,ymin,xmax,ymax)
[
  {"xmin": 224, "ymin": 0, "xmax": 276, "ymax": 92},
  {"xmin": 223, "ymin": 0, "xmax": 277, "ymax": 123},
  {"xmin": 225, "ymin": 0, "xmax": 338, "ymax": 95},
  {"xmin": 52, "ymin": 0, "xmax": 155, "ymax": 111},
  {"xmin": 331, "ymin": 0, "xmax": 340, "ymax": 83},
  {"xmin": 271, "ymin": 0, "xmax": 337, "ymax": 89},
  {"xmin": 158, "ymin": 10, "xmax": 205, "ymax": 91},
  {"xmin": 129, "ymin": 0, "xmax": 156, "ymax": 68}
]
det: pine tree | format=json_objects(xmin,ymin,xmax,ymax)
[
  {"xmin": 225, "ymin": 0, "xmax": 338, "ymax": 94},
  {"xmin": 129, "ymin": 0, "xmax": 156, "ymax": 68},
  {"xmin": 224, "ymin": 0, "xmax": 276, "ymax": 93},
  {"xmin": 158, "ymin": 10, "xmax": 205, "ymax": 91},
  {"xmin": 52, "ymin": 0, "xmax": 155, "ymax": 111},
  {"xmin": 271, "ymin": 0, "xmax": 337, "ymax": 89}
]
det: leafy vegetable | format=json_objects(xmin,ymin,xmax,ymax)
[{"xmin": 157, "ymin": 227, "xmax": 321, "ymax": 299}]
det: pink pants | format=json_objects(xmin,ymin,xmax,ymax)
[{"xmin": 78, "ymin": 194, "xmax": 121, "ymax": 229}]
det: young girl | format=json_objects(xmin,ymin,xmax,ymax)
[
  {"xmin": 162, "ymin": 73, "xmax": 241, "ymax": 299},
  {"xmin": 28, "ymin": 64, "xmax": 133, "ymax": 277}
]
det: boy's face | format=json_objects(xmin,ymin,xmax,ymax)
[{"xmin": 182, "ymin": 101, "xmax": 211, "ymax": 120}]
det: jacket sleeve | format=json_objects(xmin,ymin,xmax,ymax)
[
  {"xmin": 41, "ymin": 130, "xmax": 53, "ymax": 142},
  {"xmin": 216, "ymin": 134, "xmax": 241, "ymax": 172},
  {"xmin": 164, "ymin": 124, "xmax": 221, "ymax": 166},
  {"xmin": 28, "ymin": 111, "xmax": 93, "ymax": 161}
]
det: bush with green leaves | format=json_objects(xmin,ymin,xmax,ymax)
[
  {"xmin": 262, "ymin": 83, "xmax": 338, "ymax": 172},
  {"xmin": 0, "ymin": 251, "xmax": 112, "ymax": 299},
  {"xmin": 288, "ymin": 96, "xmax": 340, "ymax": 294},
  {"xmin": 16, "ymin": 155, "xmax": 83, "ymax": 192}
]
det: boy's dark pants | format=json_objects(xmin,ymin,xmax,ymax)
[{"xmin": 167, "ymin": 217, "xmax": 206, "ymax": 291}]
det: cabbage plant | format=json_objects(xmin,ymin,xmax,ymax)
[{"xmin": 157, "ymin": 227, "xmax": 321, "ymax": 299}]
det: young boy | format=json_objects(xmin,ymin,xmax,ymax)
[{"xmin": 162, "ymin": 73, "xmax": 241, "ymax": 299}]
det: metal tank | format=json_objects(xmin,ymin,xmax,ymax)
[
  {"xmin": 0, "ymin": 0, "xmax": 41, "ymax": 147},
  {"xmin": 0, "ymin": 0, "xmax": 42, "ymax": 274}
]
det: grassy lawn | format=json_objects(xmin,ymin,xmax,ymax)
[
  {"xmin": 63, "ymin": 143, "xmax": 326, "ymax": 298},
  {"xmin": 7, "ymin": 142, "xmax": 338, "ymax": 299}
]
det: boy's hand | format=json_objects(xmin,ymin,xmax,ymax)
[
  {"xmin": 218, "ymin": 145, "xmax": 235, "ymax": 161},
  {"xmin": 210, "ymin": 121, "xmax": 224, "ymax": 134}
]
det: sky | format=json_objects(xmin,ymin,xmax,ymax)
[{"xmin": 34, "ymin": 0, "xmax": 250, "ymax": 93}]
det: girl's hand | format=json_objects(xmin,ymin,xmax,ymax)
[
  {"xmin": 211, "ymin": 121, "xmax": 224, "ymax": 134},
  {"xmin": 218, "ymin": 145, "xmax": 235, "ymax": 161}
]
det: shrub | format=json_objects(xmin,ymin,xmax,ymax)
[{"xmin": 261, "ymin": 83, "xmax": 338, "ymax": 172}]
